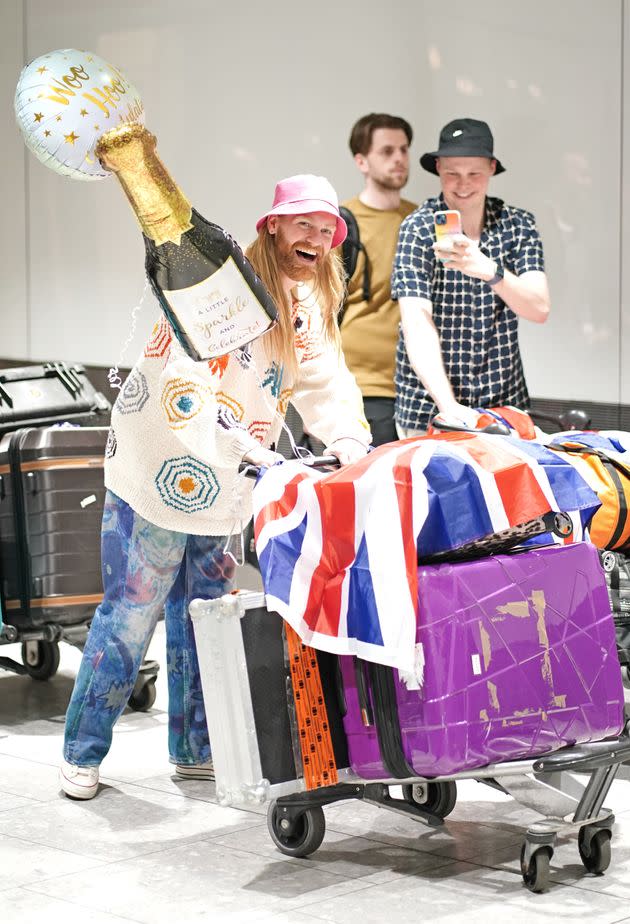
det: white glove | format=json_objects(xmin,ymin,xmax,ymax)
[
  {"xmin": 325, "ymin": 438, "xmax": 369, "ymax": 466},
  {"xmin": 242, "ymin": 445, "xmax": 284, "ymax": 468}
]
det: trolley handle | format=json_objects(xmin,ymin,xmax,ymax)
[
  {"xmin": 432, "ymin": 407, "xmax": 592, "ymax": 436},
  {"xmin": 238, "ymin": 455, "xmax": 340, "ymax": 479},
  {"xmin": 533, "ymin": 735, "xmax": 630, "ymax": 773},
  {"xmin": 430, "ymin": 413, "xmax": 511, "ymax": 436}
]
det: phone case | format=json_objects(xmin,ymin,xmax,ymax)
[{"xmin": 434, "ymin": 209, "xmax": 462, "ymax": 243}]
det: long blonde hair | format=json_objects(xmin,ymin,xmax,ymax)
[{"xmin": 245, "ymin": 224, "xmax": 345, "ymax": 377}]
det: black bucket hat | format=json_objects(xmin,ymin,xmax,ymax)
[{"xmin": 420, "ymin": 118, "xmax": 505, "ymax": 175}]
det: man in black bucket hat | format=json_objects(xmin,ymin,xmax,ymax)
[
  {"xmin": 419, "ymin": 118, "xmax": 506, "ymax": 175},
  {"xmin": 391, "ymin": 117, "xmax": 550, "ymax": 435}
]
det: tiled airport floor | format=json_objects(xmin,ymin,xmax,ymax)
[{"xmin": 3, "ymin": 591, "xmax": 630, "ymax": 923}]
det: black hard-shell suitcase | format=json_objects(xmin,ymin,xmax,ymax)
[
  {"xmin": 0, "ymin": 362, "xmax": 110, "ymax": 434},
  {"xmin": 0, "ymin": 426, "xmax": 108, "ymax": 630},
  {"xmin": 191, "ymin": 591, "xmax": 348, "ymax": 796}
]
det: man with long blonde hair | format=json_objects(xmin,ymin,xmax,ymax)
[
  {"xmin": 60, "ymin": 173, "xmax": 370, "ymax": 800},
  {"xmin": 243, "ymin": 173, "xmax": 370, "ymax": 468}
]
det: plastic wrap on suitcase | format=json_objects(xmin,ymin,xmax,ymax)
[
  {"xmin": 339, "ymin": 542, "xmax": 624, "ymax": 779},
  {"xmin": 0, "ymin": 426, "xmax": 108, "ymax": 628},
  {"xmin": 190, "ymin": 591, "xmax": 347, "ymax": 806},
  {"xmin": 0, "ymin": 362, "xmax": 110, "ymax": 433}
]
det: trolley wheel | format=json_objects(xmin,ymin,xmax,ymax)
[
  {"xmin": 267, "ymin": 801, "xmax": 326, "ymax": 858},
  {"xmin": 578, "ymin": 827, "xmax": 612, "ymax": 874},
  {"xmin": 520, "ymin": 843, "xmax": 552, "ymax": 893},
  {"xmin": 128, "ymin": 679, "xmax": 157, "ymax": 712},
  {"xmin": 401, "ymin": 781, "xmax": 457, "ymax": 818},
  {"xmin": 21, "ymin": 640, "xmax": 60, "ymax": 681}
]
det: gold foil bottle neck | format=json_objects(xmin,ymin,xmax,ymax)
[{"xmin": 96, "ymin": 123, "xmax": 192, "ymax": 246}]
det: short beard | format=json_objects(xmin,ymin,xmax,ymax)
[{"xmin": 374, "ymin": 172, "xmax": 408, "ymax": 191}]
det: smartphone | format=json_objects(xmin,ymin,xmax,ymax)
[{"xmin": 434, "ymin": 209, "xmax": 462, "ymax": 262}]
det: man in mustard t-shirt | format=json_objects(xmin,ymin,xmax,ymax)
[{"xmin": 340, "ymin": 113, "xmax": 417, "ymax": 445}]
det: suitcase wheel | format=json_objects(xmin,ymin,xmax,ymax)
[
  {"xmin": 578, "ymin": 825, "xmax": 612, "ymax": 875},
  {"xmin": 127, "ymin": 659, "xmax": 159, "ymax": 712},
  {"xmin": 21, "ymin": 640, "xmax": 60, "ymax": 681},
  {"xmin": 127, "ymin": 678, "xmax": 157, "ymax": 712},
  {"xmin": 401, "ymin": 781, "xmax": 457, "ymax": 819},
  {"xmin": 267, "ymin": 801, "xmax": 325, "ymax": 858},
  {"xmin": 520, "ymin": 843, "xmax": 552, "ymax": 893}
]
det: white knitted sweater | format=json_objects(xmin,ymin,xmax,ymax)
[{"xmin": 104, "ymin": 287, "xmax": 371, "ymax": 535}]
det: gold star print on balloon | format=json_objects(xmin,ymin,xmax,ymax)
[
  {"xmin": 80, "ymin": 108, "xmax": 88, "ymax": 116},
  {"xmin": 43, "ymin": 130, "xmax": 51, "ymax": 137},
  {"xmin": 36, "ymin": 65, "xmax": 47, "ymax": 74},
  {"xmin": 33, "ymin": 112, "xmax": 44, "ymax": 123},
  {"xmin": 64, "ymin": 131, "xmax": 79, "ymax": 145},
  {"xmin": 55, "ymin": 115, "xmax": 62, "ymax": 122}
]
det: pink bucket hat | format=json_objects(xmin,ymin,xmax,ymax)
[{"xmin": 256, "ymin": 174, "xmax": 347, "ymax": 248}]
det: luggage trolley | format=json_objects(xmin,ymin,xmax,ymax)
[
  {"xmin": 191, "ymin": 455, "xmax": 630, "ymax": 894},
  {"xmin": 192, "ymin": 586, "xmax": 630, "ymax": 895}
]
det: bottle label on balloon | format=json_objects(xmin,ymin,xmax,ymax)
[{"xmin": 163, "ymin": 257, "xmax": 274, "ymax": 360}]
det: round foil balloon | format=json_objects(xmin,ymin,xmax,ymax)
[{"xmin": 14, "ymin": 48, "xmax": 144, "ymax": 181}]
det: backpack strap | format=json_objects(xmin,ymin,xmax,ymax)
[
  {"xmin": 549, "ymin": 441, "xmax": 630, "ymax": 480},
  {"xmin": 338, "ymin": 206, "xmax": 370, "ymax": 326}
]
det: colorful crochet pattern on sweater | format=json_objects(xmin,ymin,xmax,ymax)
[{"xmin": 104, "ymin": 288, "xmax": 370, "ymax": 536}]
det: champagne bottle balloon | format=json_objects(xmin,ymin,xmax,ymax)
[{"xmin": 96, "ymin": 123, "xmax": 277, "ymax": 361}]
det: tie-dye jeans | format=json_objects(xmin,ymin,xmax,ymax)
[{"xmin": 63, "ymin": 490, "xmax": 235, "ymax": 768}]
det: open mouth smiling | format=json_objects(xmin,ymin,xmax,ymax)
[{"xmin": 294, "ymin": 247, "xmax": 318, "ymax": 263}]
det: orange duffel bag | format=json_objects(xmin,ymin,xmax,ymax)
[{"xmin": 549, "ymin": 442, "xmax": 630, "ymax": 552}]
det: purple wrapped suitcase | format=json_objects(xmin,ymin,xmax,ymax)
[{"xmin": 339, "ymin": 541, "xmax": 624, "ymax": 778}]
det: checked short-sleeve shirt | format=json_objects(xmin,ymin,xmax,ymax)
[{"xmin": 392, "ymin": 194, "xmax": 545, "ymax": 431}]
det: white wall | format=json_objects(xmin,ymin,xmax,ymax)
[
  {"xmin": 1, "ymin": 0, "xmax": 27, "ymax": 357},
  {"xmin": 0, "ymin": 0, "xmax": 623, "ymax": 404}
]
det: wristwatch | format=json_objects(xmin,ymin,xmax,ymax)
[{"xmin": 487, "ymin": 261, "xmax": 504, "ymax": 287}]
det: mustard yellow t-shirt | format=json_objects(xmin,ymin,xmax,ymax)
[{"xmin": 339, "ymin": 196, "xmax": 417, "ymax": 398}]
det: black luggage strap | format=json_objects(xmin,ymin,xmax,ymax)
[
  {"xmin": 7, "ymin": 430, "xmax": 31, "ymax": 620},
  {"xmin": 601, "ymin": 460, "xmax": 628, "ymax": 549},
  {"xmin": 549, "ymin": 442, "xmax": 630, "ymax": 548},
  {"xmin": 366, "ymin": 661, "xmax": 416, "ymax": 779},
  {"xmin": 549, "ymin": 441, "xmax": 630, "ymax": 479},
  {"xmin": 354, "ymin": 658, "xmax": 374, "ymax": 726}
]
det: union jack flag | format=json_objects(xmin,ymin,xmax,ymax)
[{"xmin": 252, "ymin": 434, "xmax": 600, "ymax": 673}]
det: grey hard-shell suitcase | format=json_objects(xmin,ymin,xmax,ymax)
[
  {"xmin": 0, "ymin": 426, "xmax": 108, "ymax": 630},
  {"xmin": 0, "ymin": 425, "xmax": 160, "ymax": 705}
]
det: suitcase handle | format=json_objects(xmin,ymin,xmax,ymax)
[
  {"xmin": 43, "ymin": 362, "xmax": 83, "ymax": 397},
  {"xmin": 430, "ymin": 413, "xmax": 511, "ymax": 436},
  {"xmin": 0, "ymin": 382, "xmax": 13, "ymax": 408}
]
